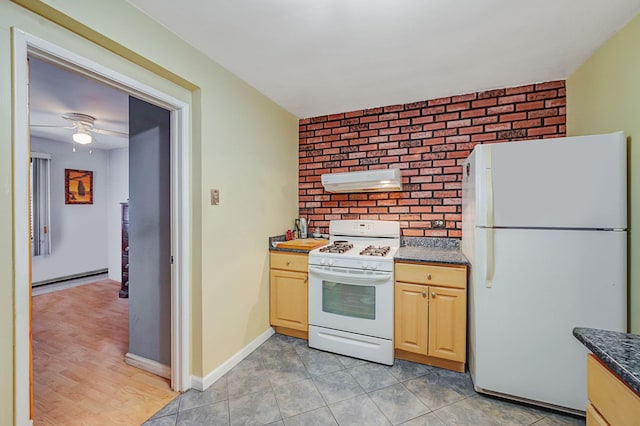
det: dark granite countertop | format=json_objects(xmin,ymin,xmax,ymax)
[
  {"xmin": 395, "ymin": 246, "xmax": 468, "ymax": 265},
  {"xmin": 573, "ymin": 327, "xmax": 640, "ymax": 395}
]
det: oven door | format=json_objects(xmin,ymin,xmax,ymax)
[{"xmin": 308, "ymin": 265, "xmax": 393, "ymax": 339}]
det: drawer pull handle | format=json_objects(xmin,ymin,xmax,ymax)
[
  {"xmin": 427, "ymin": 273, "xmax": 432, "ymax": 280},
  {"xmin": 286, "ymin": 261, "xmax": 291, "ymax": 266},
  {"xmin": 421, "ymin": 291, "xmax": 427, "ymax": 298}
]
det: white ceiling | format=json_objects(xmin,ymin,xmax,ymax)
[
  {"xmin": 29, "ymin": 57, "xmax": 129, "ymax": 151},
  {"xmin": 128, "ymin": 0, "xmax": 640, "ymax": 118}
]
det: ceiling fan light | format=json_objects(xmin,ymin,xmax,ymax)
[{"xmin": 72, "ymin": 130, "xmax": 92, "ymax": 144}]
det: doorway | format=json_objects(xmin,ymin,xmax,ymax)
[{"xmin": 13, "ymin": 29, "xmax": 192, "ymax": 425}]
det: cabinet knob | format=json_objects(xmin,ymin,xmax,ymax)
[
  {"xmin": 125, "ymin": 264, "xmax": 129, "ymax": 269},
  {"xmin": 125, "ymin": 246, "xmax": 129, "ymax": 252},
  {"xmin": 431, "ymin": 292, "xmax": 436, "ymax": 298},
  {"xmin": 421, "ymin": 291, "xmax": 427, "ymax": 297},
  {"xmin": 427, "ymin": 273, "xmax": 432, "ymax": 280}
]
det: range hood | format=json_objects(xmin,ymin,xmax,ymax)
[{"xmin": 321, "ymin": 168, "xmax": 402, "ymax": 193}]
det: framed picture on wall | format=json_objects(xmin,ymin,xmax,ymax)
[{"xmin": 65, "ymin": 169, "xmax": 93, "ymax": 204}]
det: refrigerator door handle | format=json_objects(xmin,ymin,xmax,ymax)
[
  {"xmin": 485, "ymin": 146, "xmax": 494, "ymax": 287},
  {"xmin": 486, "ymin": 228, "xmax": 494, "ymax": 287},
  {"xmin": 485, "ymin": 146, "xmax": 494, "ymax": 227}
]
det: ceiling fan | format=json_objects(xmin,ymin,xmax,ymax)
[{"xmin": 30, "ymin": 112, "xmax": 128, "ymax": 144}]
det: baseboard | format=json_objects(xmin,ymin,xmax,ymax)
[
  {"xmin": 191, "ymin": 327, "xmax": 275, "ymax": 391},
  {"xmin": 394, "ymin": 349, "xmax": 465, "ymax": 373},
  {"xmin": 32, "ymin": 268, "xmax": 108, "ymax": 287},
  {"xmin": 125, "ymin": 352, "xmax": 171, "ymax": 379}
]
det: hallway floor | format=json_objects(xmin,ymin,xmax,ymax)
[
  {"xmin": 145, "ymin": 333, "xmax": 584, "ymax": 426},
  {"xmin": 33, "ymin": 280, "xmax": 178, "ymax": 425}
]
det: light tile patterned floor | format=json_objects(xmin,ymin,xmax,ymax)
[{"xmin": 144, "ymin": 333, "xmax": 585, "ymax": 426}]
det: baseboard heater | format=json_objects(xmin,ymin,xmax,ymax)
[{"xmin": 32, "ymin": 268, "xmax": 108, "ymax": 287}]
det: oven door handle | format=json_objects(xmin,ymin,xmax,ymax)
[{"xmin": 308, "ymin": 266, "xmax": 392, "ymax": 284}]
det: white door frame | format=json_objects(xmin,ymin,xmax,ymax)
[{"xmin": 13, "ymin": 29, "xmax": 192, "ymax": 425}]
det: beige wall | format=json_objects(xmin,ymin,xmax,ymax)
[
  {"xmin": 567, "ymin": 13, "xmax": 640, "ymax": 333},
  {"xmin": 1, "ymin": 1, "xmax": 298, "ymax": 423}
]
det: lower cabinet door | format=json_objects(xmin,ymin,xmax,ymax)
[
  {"xmin": 587, "ymin": 353, "xmax": 640, "ymax": 426},
  {"xmin": 270, "ymin": 269, "xmax": 308, "ymax": 331},
  {"xmin": 428, "ymin": 286, "xmax": 466, "ymax": 362},
  {"xmin": 586, "ymin": 403, "xmax": 608, "ymax": 426},
  {"xmin": 394, "ymin": 282, "xmax": 428, "ymax": 355}
]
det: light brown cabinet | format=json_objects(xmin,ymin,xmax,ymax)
[
  {"xmin": 270, "ymin": 251, "xmax": 308, "ymax": 339},
  {"xmin": 395, "ymin": 282, "xmax": 429, "ymax": 355},
  {"xmin": 428, "ymin": 285, "xmax": 466, "ymax": 361},
  {"xmin": 394, "ymin": 262, "xmax": 467, "ymax": 372},
  {"xmin": 586, "ymin": 354, "xmax": 640, "ymax": 426}
]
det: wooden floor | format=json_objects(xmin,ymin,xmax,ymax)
[{"xmin": 32, "ymin": 279, "xmax": 178, "ymax": 425}]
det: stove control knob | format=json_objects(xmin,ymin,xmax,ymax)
[
  {"xmin": 370, "ymin": 263, "xmax": 378, "ymax": 270},
  {"xmin": 361, "ymin": 262, "xmax": 369, "ymax": 269},
  {"xmin": 328, "ymin": 259, "xmax": 334, "ymax": 266},
  {"xmin": 320, "ymin": 258, "xmax": 326, "ymax": 265}
]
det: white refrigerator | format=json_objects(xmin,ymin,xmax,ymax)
[{"xmin": 461, "ymin": 132, "xmax": 627, "ymax": 413}]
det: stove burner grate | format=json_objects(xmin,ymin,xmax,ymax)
[
  {"xmin": 319, "ymin": 241, "xmax": 354, "ymax": 254},
  {"xmin": 360, "ymin": 245, "xmax": 391, "ymax": 257}
]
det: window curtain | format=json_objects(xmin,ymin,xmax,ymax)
[{"xmin": 31, "ymin": 152, "xmax": 51, "ymax": 256}]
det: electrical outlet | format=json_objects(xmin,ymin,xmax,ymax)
[{"xmin": 431, "ymin": 220, "xmax": 445, "ymax": 229}]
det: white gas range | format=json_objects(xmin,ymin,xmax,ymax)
[{"xmin": 308, "ymin": 220, "xmax": 400, "ymax": 365}]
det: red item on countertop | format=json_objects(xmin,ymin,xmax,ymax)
[{"xmin": 285, "ymin": 229, "xmax": 295, "ymax": 241}]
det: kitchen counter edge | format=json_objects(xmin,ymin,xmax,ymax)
[
  {"xmin": 269, "ymin": 247, "xmax": 314, "ymax": 254},
  {"xmin": 573, "ymin": 327, "xmax": 640, "ymax": 396},
  {"xmin": 270, "ymin": 244, "xmax": 468, "ymax": 265}
]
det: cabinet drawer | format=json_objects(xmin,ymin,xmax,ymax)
[
  {"xmin": 395, "ymin": 262, "xmax": 466, "ymax": 289},
  {"xmin": 270, "ymin": 252, "xmax": 308, "ymax": 272},
  {"xmin": 587, "ymin": 354, "xmax": 640, "ymax": 426}
]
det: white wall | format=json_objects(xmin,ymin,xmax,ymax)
[
  {"xmin": 107, "ymin": 147, "xmax": 129, "ymax": 281},
  {"xmin": 31, "ymin": 137, "xmax": 109, "ymax": 283}
]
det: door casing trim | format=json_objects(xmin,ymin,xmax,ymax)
[{"xmin": 12, "ymin": 28, "xmax": 192, "ymax": 425}]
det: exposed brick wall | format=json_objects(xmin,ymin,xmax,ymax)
[{"xmin": 299, "ymin": 81, "xmax": 566, "ymax": 238}]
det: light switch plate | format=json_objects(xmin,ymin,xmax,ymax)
[{"xmin": 211, "ymin": 189, "xmax": 219, "ymax": 205}]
